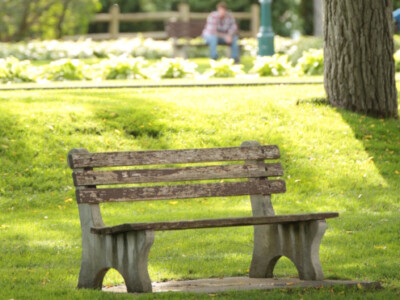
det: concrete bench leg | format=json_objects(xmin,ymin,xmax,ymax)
[
  {"xmin": 250, "ymin": 220, "xmax": 327, "ymax": 281},
  {"xmin": 78, "ymin": 230, "xmax": 154, "ymax": 293},
  {"xmin": 77, "ymin": 204, "xmax": 154, "ymax": 293},
  {"xmin": 114, "ymin": 231, "xmax": 155, "ymax": 293}
]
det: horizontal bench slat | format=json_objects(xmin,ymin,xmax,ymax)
[
  {"xmin": 73, "ymin": 163, "xmax": 283, "ymax": 186},
  {"xmin": 68, "ymin": 145, "xmax": 280, "ymax": 169},
  {"xmin": 91, "ymin": 213, "xmax": 339, "ymax": 234},
  {"xmin": 77, "ymin": 180, "xmax": 286, "ymax": 203}
]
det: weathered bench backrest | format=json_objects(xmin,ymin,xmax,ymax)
[
  {"xmin": 165, "ymin": 20, "xmax": 206, "ymax": 39},
  {"xmin": 68, "ymin": 144, "xmax": 285, "ymax": 205}
]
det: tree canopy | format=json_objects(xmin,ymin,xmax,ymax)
[
  {"xmin": 2, "ymin": 0, "xmax": 400, "ymax": 41},
  {"xmin": 0, "ymin": 0, "xmax": 100, "ymax": 41},
  {"xmin": 93, "ymin": 0, "xmax": 313, "ymax": 37}
]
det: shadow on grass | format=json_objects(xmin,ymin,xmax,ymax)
[
  {"xmin": 295, "ymin": 97, "xmax": 330, "ymax": 106},
  {"xmin": 87, "ymin": 95, "xmax": 181, "ymax": 151},
  {"xmin": 0, "ymin": 107, "xmax": 41, "ymax": 208},
  {"xmin": 297, "ymin": 96, "xmax": 400, "ymax": 189},
  {"xmin": 338, "ymin": 109, "xmax": 400, "ymax": 189},
  {"xmin": 94, "ymin": 102, "xmax": 167, "ymax": 139}
]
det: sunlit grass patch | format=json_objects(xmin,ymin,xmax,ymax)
[{"xmin": 0, "ymin": 85, "xmax": 399, "ymax": 299}]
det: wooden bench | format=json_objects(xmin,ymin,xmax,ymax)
[
  {"xmin": 67, "ymin": 141, "xmax": 339, "ymax": 293},
  {"xmin": 165, "ymin": 20, "xmax": 241, "ymax": 58}
]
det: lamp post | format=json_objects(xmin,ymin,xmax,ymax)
[{"xmin": 258, "ymin": 0, "xmax": 274, "ymax": 56}]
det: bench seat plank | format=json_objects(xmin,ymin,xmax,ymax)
[
  {"xmin": 91, "ymin": 213, "xmax": 339, "ymax": 234},
  {"xmin": 77, "ymin": 180, "xmax": 286, "ymax": 203},
  {"xmin": 73, "ymin": 163, "xmax": 283, "ymax": 186},
  {"xmin": 68, "ymin": 145, "xmax": 280, "ymax": 168}
]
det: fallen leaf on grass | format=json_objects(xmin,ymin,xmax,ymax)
[
  {"xmin": 374, "ymin": 245, "xmax": 386, "ymax": 250},
  {"xmin": 169, "ymin": 201, "xmax": 178, "ymax": 205},
  {"xmin": 41, "ymin": 278, "xmax": 49, "ymax": 285}
]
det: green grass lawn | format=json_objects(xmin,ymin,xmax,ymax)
[
  {"xmin": 0, "ymin": 85, "xmax": 399, "ymax": 299},
  {"xmin": 0, "ymin": 76, "xmax": 324, "ymax": 91}
]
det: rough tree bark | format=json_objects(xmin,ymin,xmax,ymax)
[{"xmin": 324, "ymin": 0, "xmax": 398, "ymax": 118}]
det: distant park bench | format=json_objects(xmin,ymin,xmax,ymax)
[
  {"xmin": 68, "ymin": 141, "xmax": 339, "ymax": 293},
  {"xmin": 65, "ymin": 4, "xmax": 260, "ymax": 42},
  {"xmin": 165, "ymin": 20, "xmax": 207, "ymax": 57},
  {"xmin": 165, "ymin": 20, "xmax": 242, "ymax": 58}
]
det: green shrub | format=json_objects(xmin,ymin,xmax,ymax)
[
  {"xmin": 239, "ymin": 38, "xmax": 257, "ymax": 57},
  {"xmin": 100, "ymin": 56, "xmax": 148, "ymax": 80},
  {"xmin": 251, "ymin": 54, "xmax": 292, "ymax": 76},
  {"xmin": 0, "ymin": 57, "xmax": 36, "ymax": 83},
  {"xmin": 296, "ymin": 49, "xmax": 324, "ymax": 76},
  {"xmin": 42, "ymin": 59, "xmax": 89, "ymax": 81},
  {"xmin": 207, "ymin": 59, "xmax": 244, "ymax": 78},
  {"xmin": 94, "ymin": 38, "xmax": 173, "ymax": 59},
  {"xmin": 394, "ymin": 49, "xmax": 400, "ymax": 72},
  {"xmin": 394, "ymin": 35, "xmax": 400, "ymax": 52},
  {"xmin": 154, "ymin": 58, "xmax": 197, "ymax": 79},
  {"xmin": 283, "ymin": 36, "xmax": 323, "ymax": 64}
]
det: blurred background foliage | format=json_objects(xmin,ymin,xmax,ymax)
[
  {"xmin": 0, "ymin": 0, "xmax": 100, "ymax": 41},
  {"xmin": 1, "ymin": 0, "xmax": 400, "ymax": 42},
  {"xmin": 91, "ymin": 0, "xmax": 312, "ymax": 37}
]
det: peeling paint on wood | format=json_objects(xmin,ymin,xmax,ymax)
[
  {"xmin": 77, "ymin": 180, "xmax": 286, "ymax": 203},
  {"xmin": 73, "ymin": 163, "xmax": 283, "ymax": 186},
  {"xmin": 68, "ymin": 145, "xmax": 280, "ymax": 168}
]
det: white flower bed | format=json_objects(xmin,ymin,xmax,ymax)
[
  {"xmin": 0, "ymin": 38, "xmax": 173, "ymax": 60},
  {"xmin": 0, "ymin": 48, "xmax": 345, "ymax": 84}
]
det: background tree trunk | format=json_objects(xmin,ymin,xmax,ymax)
[
  {"xmin": 324, "ymin": 0, "xmax": 398, "ymax": 118},
  {"xmin": 313, "ymin": 0, "xmax": 323, "ymax": 36}
]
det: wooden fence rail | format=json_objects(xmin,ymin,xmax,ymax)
[{"xmin": 67, "ymin": 3, "xmax": 260, "ymax": 41}]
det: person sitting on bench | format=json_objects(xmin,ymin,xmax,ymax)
[{"xmin": 202, "ymin": 2, "xmax": 239, "ymax": 63}]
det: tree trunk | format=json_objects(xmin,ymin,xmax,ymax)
[
  {"xmin": 324, "ymin": 0, "xmax": 398, "ymax": 118},
  {"xmin": 313, "ymin": 0, "xmax": 323, "ymax": 36},
  {"xmin": 56, "ymin": 0, "xmax": 71, "ymax": 39}
]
